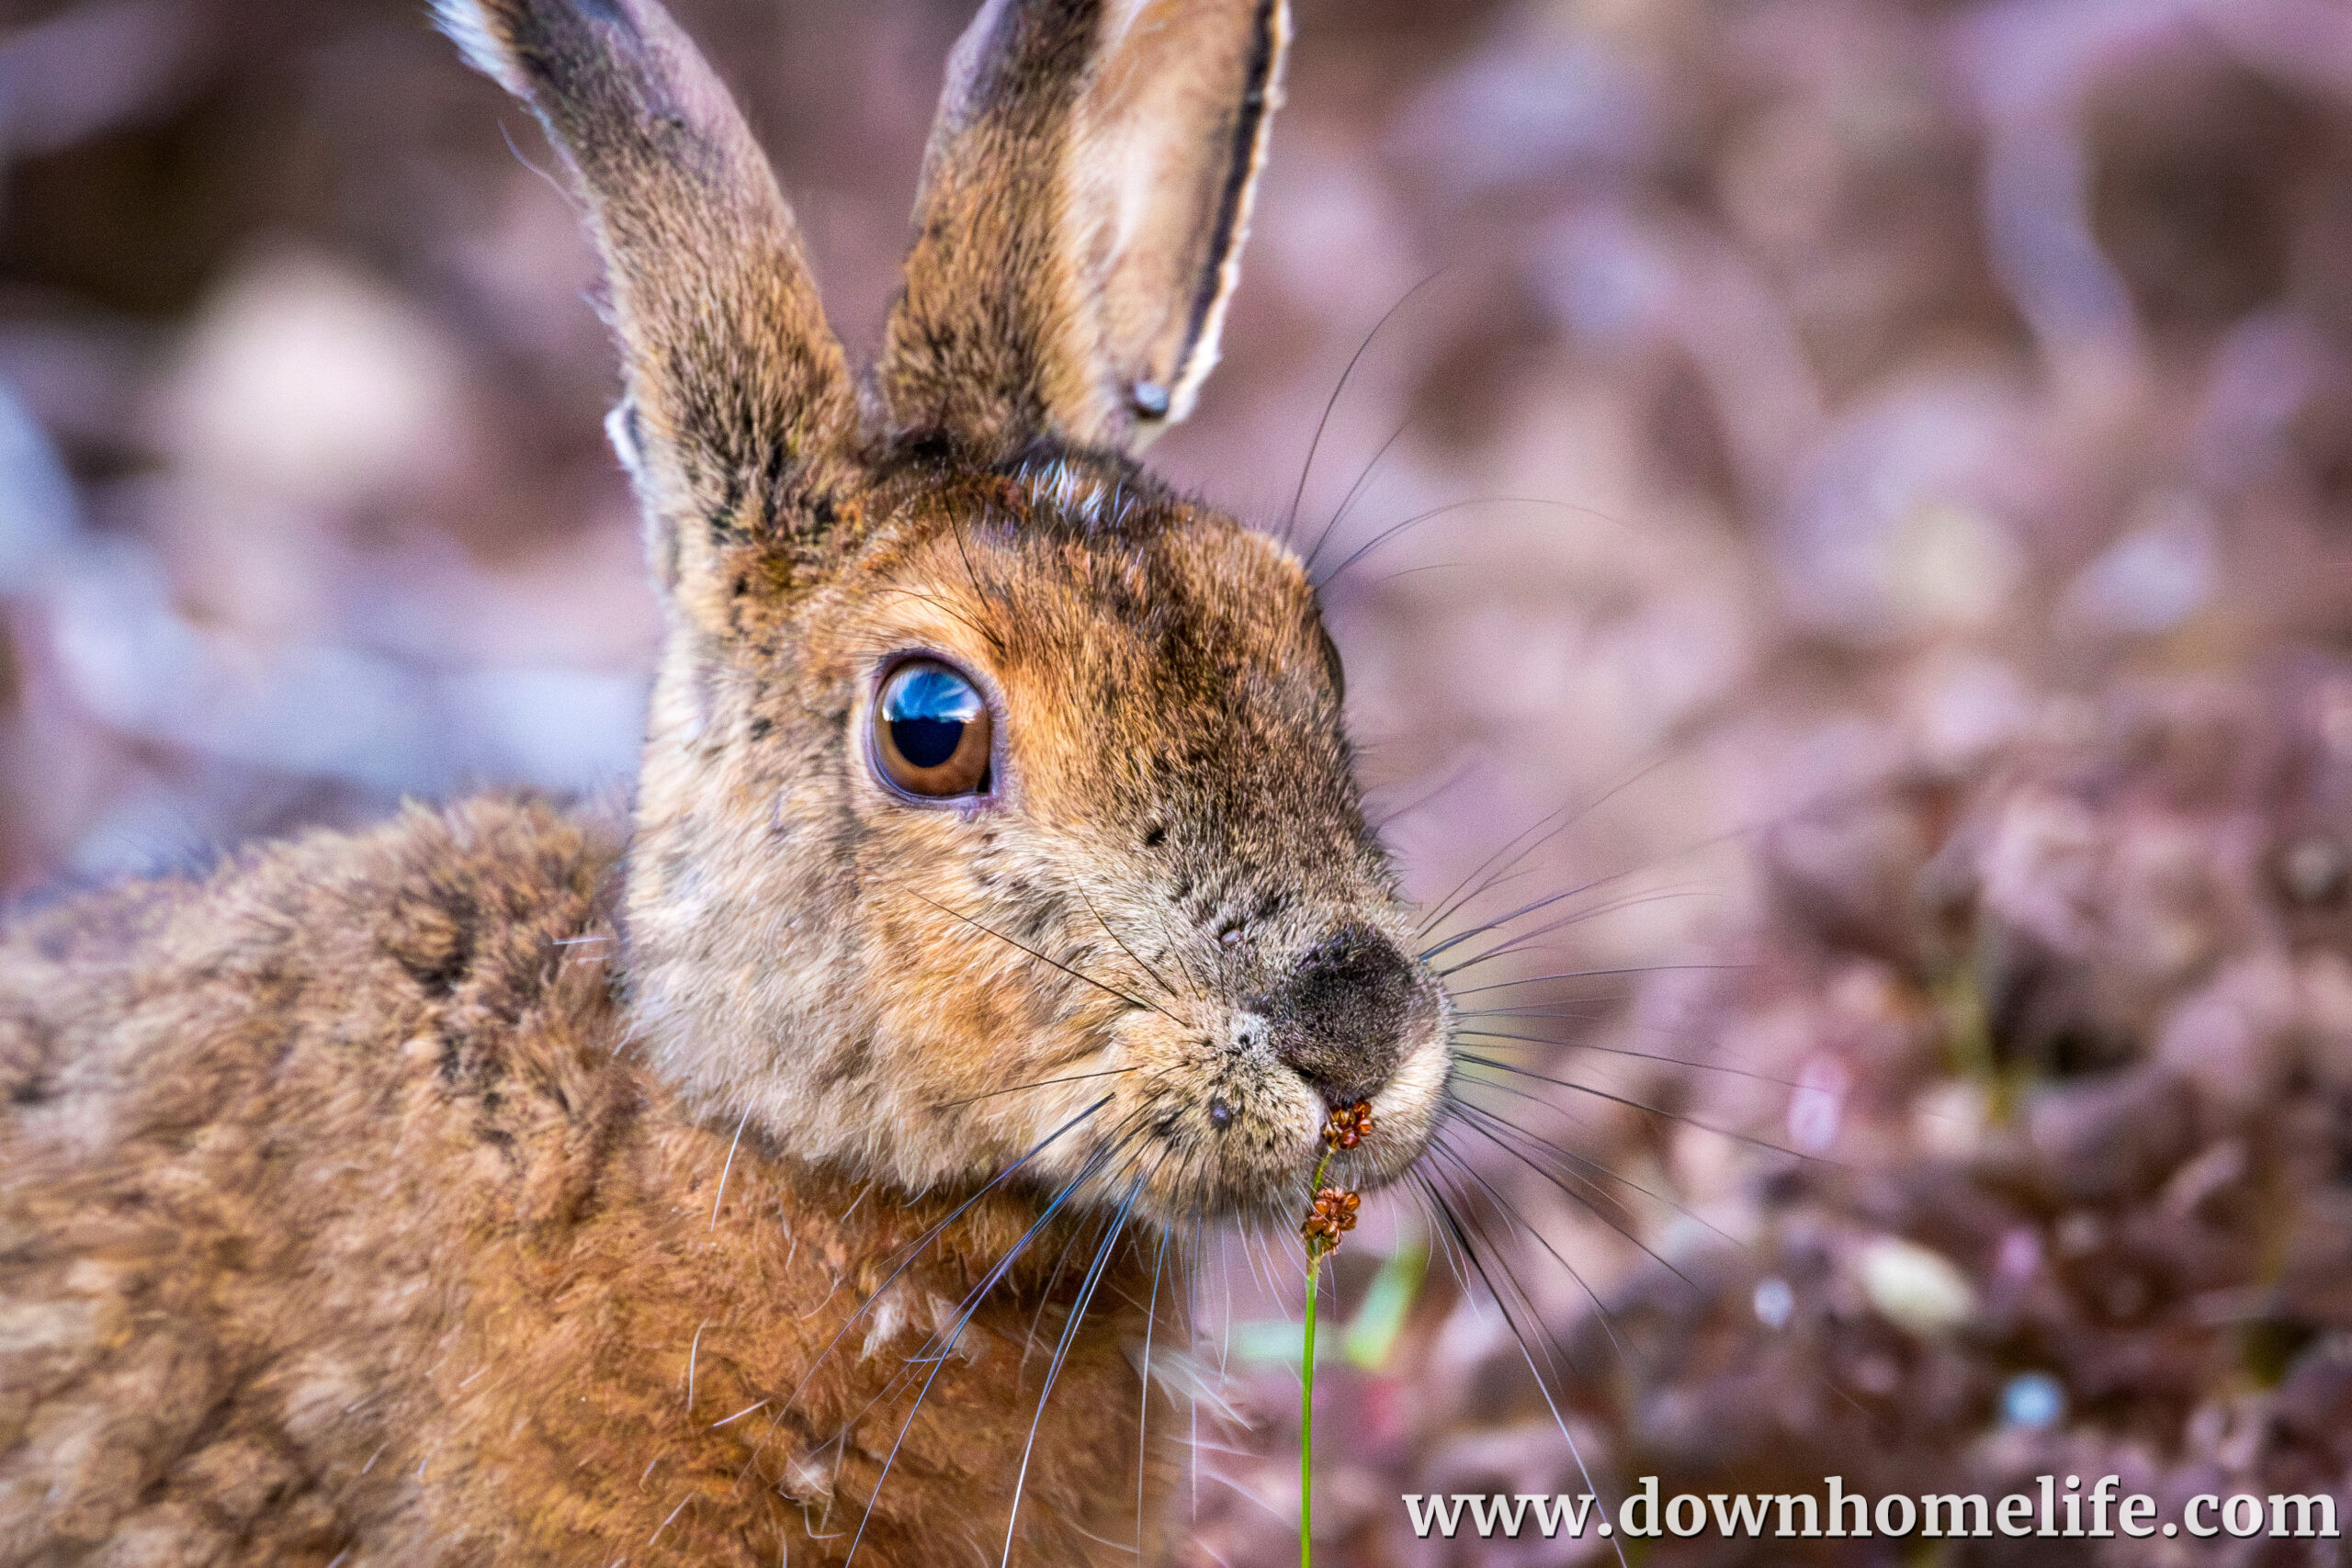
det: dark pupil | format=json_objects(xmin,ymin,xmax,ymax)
[
  {"xmin": 886, "ymin": 669, "xmax": 979, "ymax": 771},
  {"xmin": 893, "ymin": 717, "xmax": 962, "ymax": 769}
]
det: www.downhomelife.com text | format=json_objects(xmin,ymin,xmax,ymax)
[{"xmin": 1404, "ymin": 1476, "xmax": 2341, "ymax": 1542}]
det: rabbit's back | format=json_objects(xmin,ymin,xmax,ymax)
[
  {"xmin": 1, "ymin": 797, "xmax": 627, "ymax": 1165},
  {"xmin": 0, "ymin": 799, "xmax": 1154, "ymax": 1565}
]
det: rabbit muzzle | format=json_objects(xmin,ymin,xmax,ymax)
[
  {"xmin": 1101, "ymin": 909, "xmax": 1451, "ymax": 1222},
  {"xmin": 1255, "ymin": 921, "xmax": 1435, "ymax": 1109}
]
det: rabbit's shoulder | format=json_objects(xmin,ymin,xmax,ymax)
[{"xmin": 0, "ymin": 796, "xmax": 654, "ymax": 1561}]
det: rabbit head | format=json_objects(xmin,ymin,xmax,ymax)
[{"xmin": 440, "ymin": 0, "xmax": 1452, "ymax": 1224}]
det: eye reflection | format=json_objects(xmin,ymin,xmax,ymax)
[{"xmin": 873, "ymin": 660, "xmax": 992, "ymax": 798}]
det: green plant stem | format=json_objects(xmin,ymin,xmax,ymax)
[
  {"xmin": 1300, "ymin": 1145, "xmax": 1335, "ymax": 1568},
  {"xmin": 1302, "ymin": 1253, "xmax": 1320, "ymax": 1567}
]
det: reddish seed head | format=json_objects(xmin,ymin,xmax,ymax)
[
  {"xmin": 1322, "ymin": 1099, "xmax": 1374, "ymax": 1150},
  {"xmin": 1306, "ymin": 1104, "xmax": 1373, "ymax": 1252},
  {"xmin": 1300, "ymin": 1185, "xmax": 1361, "ymax": 1249}
]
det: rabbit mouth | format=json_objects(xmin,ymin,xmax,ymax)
[{"xmin": 1044, "ymin": 950, "xmax": 1455, "ymax": 1227}]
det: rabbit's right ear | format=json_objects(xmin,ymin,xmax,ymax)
[
  {"xmin": 436, "ymin": 0, "xmax": 860, "ymax": 602},
  {"xmin": 881, "ymin": 0, "xmax": 1290, "ymax": 459}
]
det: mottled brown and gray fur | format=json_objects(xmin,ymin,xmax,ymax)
[{"xmin": 0, "ymin": 0, "xmax": 1454, "ymax": 1562}]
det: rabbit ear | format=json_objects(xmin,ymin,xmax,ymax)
[
  {"xmin": 435, "ymin": 0, "xmax": 860, "ymax": 591},
  {"xmin": 881, "ymin": 0, "xmax": 1290, "ymax": 457}
]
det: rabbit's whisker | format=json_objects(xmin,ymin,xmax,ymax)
[
  {"xmin": 1234, "ymin": 1218, "xmax": 1283, "ymax": 1330},
  {"xmin": 741, "ymin": 1105, "xmax": 1140, "ymax": 1506},
  {"xmin": 1409, "ymin": 1164, "xmax": 1631, "ymax": 1568},
  {"xmin": 1079, "ymin": 888, "xmax": 1187, "ymax": 1006},
  {"xmin": 1424, "ymin": 1134, "xmax": 1634, "ymax": 1363},
  {"xmin": 1442, "ymin": 1085, "xmax": 1707, "ymax": 1234},
  {"xmin": 945, "ymin": 522, "xmax": 1013, "ymax": 658},
  {"xmin": 1433, "ymin": 1104, "xmax": 1887, "ymax": 1435},
  {"xmin": 1298, "ymin": 408, "xmax": 1413, "ymax": 581},
  {"xmin": 1280, "ymin": 268, "xmax": 1448, "ymax": 552},
  {"xmin": 1159, "ymin": 919, "xmax": 1218, "ymax": 1001},
  {"xmin": 1438, "ymin": 1106, "xmax": 1702, "ymax": 1293},
  {"xmin": 1018, "ymin": 1193, "xmax": 1119, "ymax": 1378},
  {"xmin": 1453, "ymin": 1007, "xmax": 1609, "ymax": 1027},
  {"xmin": 1136, "ymin": 1209, "xmax": 1171, "ymax": 1554},
  {"xmin": 649, "ymin": 1494, "xmax": 691, "ymax": 1544},
  {"xmin": 1215, "ymin": 1212, "xmax": 1237, "ymax": 1379},
  {"xmin": 1419, "ymin": 834, "xmax": 1679, "ymax": 961},
  {"xmin": 910, "ymin": 892, "xmax": 1176, "ymax": 1023},
  {"xmin": 1313, "ymin": 495, "xmax": 1621, "ymax": 592},
  {"xmin": 999, "ymin": 1162, "xmax": 1152, "ymax": 1567},
  {"xmin": 1413, "ymin": 798, "xmax": 1581, "ymax": 941},
  {"xmin": 931, "ymin": 1065, "xmax": 1138, "ymax": 1110},
  {"xmin": 1446, "ymin": 962, "xmax": 1747, "ymax": 996},
  {"xmin": 1187, "ymin": 1206, "xmax": 1208, "ymax": 1522},
  {"xmin": 840, "ymin": 1125, "xmax": 1148, "ymax": 1568},
  {"xmin": 1410, "ymin": 1172, "xmax": 1471, "ymax": 1296},
  {"xmin": 1452, "ymin": 1050, "xmax": 1838, "ymax": 1167},
  {"xmin": 1431, "ymin": 885, "xmax": 1714, "ymax": 977},
  {"xmin": 1183, "ymin": 1437, "xmax": 1268, "ymax": 1461},
  {"xmin": 494, "ymin": 117, "xmax": 581, "ymax": 214},
  {"xmin": 768, "ymin": 1094, "xmax": 1122, "ymax": 1441},
  {"xmin": 1193, "ymin": 1465, "xmax": 1292, "ymax": 1526},
  {"xmin": 1364, "ymin": 756, "xmax": 1476, "ymax": 835},
  {"xmin": 1363, "ymin": 559, "xmax": 1469, "ymax": 588},
  {"xmin": 896, "ymin": 1113, "xmax": 1155, "ymax": 1397},
  {"xmin": 866, "ymin": 585, "xmax": 1001, "ymax": 648},
  {"xmin": 1411, "ymin": 750, "xmax": 1674, "ymax": 942},
  {"xmin": 1420, "ymin": 766, "xmax": 1913, "ymax": 971},
  {"xmin": 1451, "ymin": 1027, "xmax": 1811, "ymax": 1091}
]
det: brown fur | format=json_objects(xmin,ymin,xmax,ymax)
[
  {"xmin": 2, "ymin": 800, "xmax": 1160, "ymax": 1564},
  {"xmin": 0, "ymin": 1, "xmax": 1453, "ymax": 1562}
]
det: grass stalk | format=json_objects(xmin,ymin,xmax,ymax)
[
  {"xmin": 1296, "ymin": 1101, "xmax": 1369, "ymax": 1568},
  {"xmin": 1300, "ymin": 1145, "xmax": 1333, "ymax": 1567}
]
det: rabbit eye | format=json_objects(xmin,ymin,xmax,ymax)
[{"xmin": 873, "ymin": 660, "xmax": 992, "ymax": 799}]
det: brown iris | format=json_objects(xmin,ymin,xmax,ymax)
[{"xmin": 873, "ymin": 660, "xmax": 992, "ymax": 798}]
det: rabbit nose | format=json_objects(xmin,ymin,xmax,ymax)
[{"xmin": 1261, "ymin": 922, "xmax": 1428, "ymax": 1108}]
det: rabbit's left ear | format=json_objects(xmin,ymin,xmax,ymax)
[
  {"xmin": 435, "ymin": 0, "xmax": 861, "ymax": 604},
  {"xmin": 881, "ymin": 0, "xmax": 1290, "ymax": 459}
]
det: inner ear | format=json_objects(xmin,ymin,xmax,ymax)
[
  {"xmin": 879, "ymin": 0, "xmax": 1291, "ymax": 457},
  {"xmin": 1070, "ymin": 0, "xmax": 1287, "ymax": 434}
]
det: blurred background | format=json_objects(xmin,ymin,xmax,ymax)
[{"xmin": 7, "ymin": 0, "xmax": 2352, "ymax": 1561}]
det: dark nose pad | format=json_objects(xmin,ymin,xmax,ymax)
[{"xmin": 1265, "ymin": 922, "xmax": 1427, "ymax": 1107}]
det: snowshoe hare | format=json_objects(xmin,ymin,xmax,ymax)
[{"xmin": 0, "ymin": 0, "xmax": 1455, "ymax": 1562}]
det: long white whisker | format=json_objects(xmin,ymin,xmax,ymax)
[
  {"xmin": 1001, "ymin": 1166, "xmax": 1150, "ymax": 1566},
  {"xmin": 710, "ymin": 1108, "xmax": 751, "ymax": 1230}
]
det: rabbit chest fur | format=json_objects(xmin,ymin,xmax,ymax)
[
  {"xmin": 0, "ymin": 0, "xmax": 1464, "ymax": 1562},
  {"xmin": 1, "ymin": 798, "xmax": 1157, "ymax": 1564}
]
